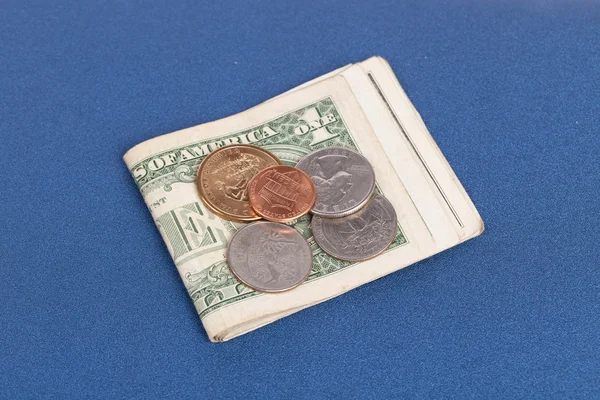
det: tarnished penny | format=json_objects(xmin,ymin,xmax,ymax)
[
  {"xmin": 248, "ymin": 166, "xmax": 316, "ymax": 223},
  {"xmin": 227, "ymin": 221, "xmax": 313, "ymax": 293},
  {"xmin": 311, "ymin": 194, "xmax": 397, "ymax": 261},
  {"xmin": 197, "ymin": 144, "xmax": 281, "ymax": 222},
  {"xmin": 295, "ymin": 146, "xmax": 376, "ymax": 218}
]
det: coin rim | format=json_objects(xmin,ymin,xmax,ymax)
[
  {"xmin": 200, "ymin": 195, "xmax": 260, "ymax": 223},
  {"xmin": 247, "ymin": 165, "xmax": 317, "ymax": 223},
  {"xmin": 311, "ymin": 194, "xmax": 398, "ymax": 262},
  {"xmin": 295, "ymin": 146, "xmax": 376, "ymax": 218},
  {"xmin": 196, "ymin": 144, "xmax": 282, "ymax": 222},
  {"xmin": 226, "ymin": 221, "xmax": 314, "ymax": 293}
]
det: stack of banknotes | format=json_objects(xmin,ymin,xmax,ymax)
[{"xmin": 124, "ymin": 56, "xmax": 484, "ymax": 342}]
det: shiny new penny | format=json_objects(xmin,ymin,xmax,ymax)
[
  {"xmin": 248, "ymin": 165, "xmax": 316, "ymax": 223},
  {"xmin": 197, "ymin": 144, "xmax": 281, "ymax": 222},
  {"xmin": 227, "ymin": 221, "xmax": 313, "ymax": 293},
  {"xmin": 311, "ymin": 194, "xmax": 397, "ymax": 262}
]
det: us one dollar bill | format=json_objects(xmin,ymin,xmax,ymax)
[{"xmin": 124, "ymin": 57, "xmax": 484, "ymax": 342}]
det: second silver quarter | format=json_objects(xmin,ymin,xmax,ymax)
[
  {"xmin": 311, "ymin": 194, "xmax": 397, "ymax": 262},
  {"xmin": 227, "ymin": 221, "xmax": 313, "ymax": 293}
]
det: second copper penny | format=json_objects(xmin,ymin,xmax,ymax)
[{"xmin": 248, "ymin": 165, "xmax": 316, "ymax": 223}]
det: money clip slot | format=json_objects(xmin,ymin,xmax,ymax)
[{"xmin": 366, "ymin": 72, "xmax": 464, "ymax": 229}]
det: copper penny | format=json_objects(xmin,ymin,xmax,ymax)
[
  {"xmin": 197, "ymin": 144, "xmax": 281, "ymax": 222},
  {"xmin": 248, "ymin": 165, "xmax": 316, "ymax": 223}
]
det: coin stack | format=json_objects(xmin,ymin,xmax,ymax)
[{"xmin": 196, "ymin": 144, "xmax": 397, "ymax": 293}]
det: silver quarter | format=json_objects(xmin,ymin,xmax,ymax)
[
  {"xmin": 226, "ymin": 221, "xmax": 313, "ymax": 293},
  {"xmin": 311, "ymin": 194, "xmax": 397, "ymax": 261},
  {"xmin": 295, "ymin": 147, "xmax": 376, "ymax": 218}
]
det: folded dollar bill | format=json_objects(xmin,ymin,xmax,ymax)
[{"xmin": 124, "ymin": 56, "xmax": 484, "ymax": 342}]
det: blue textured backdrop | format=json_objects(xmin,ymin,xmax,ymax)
[{"xmin": 1, "ymin": 0, "xmax": 599, "ymax": 398}]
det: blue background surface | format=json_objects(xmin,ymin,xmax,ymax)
[{"xmin": 1, "ymin": 0, "xmax": 599, "ymax": 398}]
